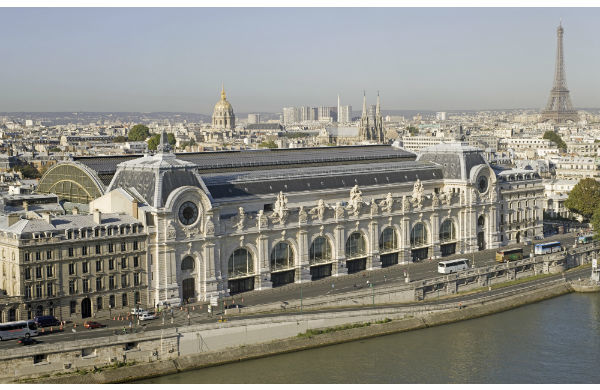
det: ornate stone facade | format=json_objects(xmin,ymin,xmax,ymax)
[{"xmin": 31, "ymin": 141, "xmax": 543, "ymax": 309}]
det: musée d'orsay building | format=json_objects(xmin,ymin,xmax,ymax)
[{"xmin": 16, "ymin": 134, "xmax": 543, "ymax": 318}]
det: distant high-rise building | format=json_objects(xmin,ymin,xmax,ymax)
[
  {"xmin": 318, "ymin": 106, "xmax": 336, "ymax": 122},
  {"xmin": 338, "ymin": 105, "xmax": 352, "ymax": 123},
  {"xmin": 283, "ymin": 107, "xmax": 299, "ymax": 124},
  {"xmin": 247, "ymin": 114, "xmax": 261, "ymax": 124},
  {"xmin": 436, "ymin": 112, "xmax": 447, "ymax": 121},
  {"xmin": 541, "ymin": 22, "xmax": 578, "ymax": 124}
]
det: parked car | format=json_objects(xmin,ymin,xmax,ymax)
[
  {"xmin": 17, "ymin": 336, "xmax": 39, "ymax": 346},
  {"xmin": 131, "ymin": 308, "xmax": 149, "ymax": 316},
  {"xmin": 33, "ymin": 315, "xmax": 60, "ymax": 328},
  {"xmin": 139, "ymin": 313, "xmax": 158, "ymax": 321},
  {"xmin": 84, "ymin": 321, "xmax": 106, "ymax": 329}
]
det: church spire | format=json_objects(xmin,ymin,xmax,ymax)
[
  {"xmin": 221, "ymin": 83, "xmax": 226, "ymax": 100},
  {"xmin": 376, "ymin": 90, "xmax": 381, "ymax": 115}
]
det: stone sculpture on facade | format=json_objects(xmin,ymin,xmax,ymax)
[
  {"xmin": 166, "ymin": 221, "xmax": 177, "ymax": 240},
  {"xmin": 204, "ymin": 216, "xmax": 215, "ymax": 236},
  {"xmin": 335, "ymin": 202, "xmax": 345, "ymax": 221},
  {"xmin": 441, "ymin": 188, "xmax": 453, "ymax": 207},
  {"xmin": 271, "ymin": 191, "xmax": 289, "ymax": 224},
  {"xmin": 411, "ymin": 179, "xmax": 424, "ymax": 210},
  {"xmin": 346, "ymin": 185, "xmax": 363, "ymax": 216},
  {"xmin": 370, "ymin": 200, "xmax": 379, "ymax": 216},
  {"xmin": 471, "ymin": 187, "xmax": 479, "ymax": 204},
  {"xmin": 432, "ymin": 191, "xmax": 440, "ymax": 208},
  {"xmin": 378, "ymin": 192, "xmax": 394, "ymax": 213},
  {"xmin": 402, "ymin": 195, "xmax": 411, "ymax": 212},
  {"xmin": 235, "ymin": 207, "xmax": 246, "ymax": 231},
  {"xmin": 257, "ymin": 210, "xmax": 268, "ymax": 230},
  {"xmin": 309, "ymin": 199, "xmax": 326, "ymax": 221},
  {"xmin": 298, "ymin": 206, "xmax": 308, "ymax": 224}
]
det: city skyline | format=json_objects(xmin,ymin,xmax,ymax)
[{"xmin": 0, "ymin": 7, "xmax": 599, "ymax": 113}]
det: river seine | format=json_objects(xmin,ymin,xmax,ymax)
[{"xmin": 136, "ymin": 293, "xmax": 600, "ymax": 383}]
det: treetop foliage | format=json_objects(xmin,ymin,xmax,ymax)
[
  {"xmin": 128, "ymin": 124, "xmax": 151, "ymax": 141},
  {"xmin": 565, "ymin": 178, "xmax": 600, "ymax": 220},
  {"xmin": 147, "ymin": 133, "xmax": 175, "ymax": 151},
  {"xmin": 542, "ymin": 131, "xmax": 566, "ymax": 149}
]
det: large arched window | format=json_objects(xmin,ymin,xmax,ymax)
[
  {"xmin": 345, "ymin": 232, "xmax": 366, "ymax": 259},
  {"xmin": 228, "ymin": 248, "xmax": 254, "ymax": 278},
  {"xmin": 270, "ymin": 242, "xmax": 294, "ymax": 271},
  {"xmin": 410, "ymin": 223, "xmax": 428, "ymax": 247},
  {"xmin": 379, "ymin": 227, "xmax": 398, "ymax": 253},
  {"xmin": 309, "ymin": 236, "xmax": 332, "ymax": 264},
  {"xmin": 181, "ymin": 256, "xmax": 195, "ymax": 271},
  {"xmin": 439, "ymin": 219, "xmax": 457, "ymax": 243}
]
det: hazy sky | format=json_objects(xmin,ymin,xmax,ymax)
[{"xmin": 1, "ymin": 7, "xmax": 599, "ymax": 113}]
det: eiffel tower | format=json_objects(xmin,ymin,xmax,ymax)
[{"xmin": 540, "ymin": 22, "xmax": 578, "ymax": 123}]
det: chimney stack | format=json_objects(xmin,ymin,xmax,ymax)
[
  {"xmin": 7, "ymin": 214, "xmax": 21, "ymax": 226},
  {"xmin": 93, "ymin": 209, "xmax": 102, "ymax": 224},
  {"xmin": 72, "ymin": 207, "xmax": 79, "ymax": 215}
]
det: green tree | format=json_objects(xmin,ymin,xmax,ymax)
[
  {"xmin": 258, "ymin": 140, "xmax": 278, "ymax": 149},
  {"xmin": 14, "ymin": 164, "xmax": 41, "ymax": 179},
  {"xmin": 147, "ymin": 133, "xmax": 176, "ymax": 151},
  {"xmin": 542, "ymin": 131, "xmax": 567, "ymax": 150},
  {"xmin": 128, "ymin": 124, "xmax": 151, "ymax": 141},
  {"xmin": 180, "ymin": 140, "xmax": 197, "ymax": 149},
  {"xmin": 591, "ymin": 209, "xmax": 600, "ymax": 240},
  {"xmin": 286, "ymin": 132, "xmax": 311, "ymax": 139},
  {"xmin": 113, "ymin": 135, "xmax": 128, "ymax": 143},
  {"xmin": 564, "ymin": 178, "xmax": 600, "ymax": 220},
  {"xmin": 406, "ymin": 126, "xmax": 418, "ymax": 136}
]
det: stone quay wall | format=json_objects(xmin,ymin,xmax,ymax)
[
  {"xmin": 1, "ymin": 242, "xmax": 598, "ymax": 383},
  {"xmin": 12, "ymin": 280, "xmax": 576, "ymax": 384}
]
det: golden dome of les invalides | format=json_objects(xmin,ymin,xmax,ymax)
[{"xmin": 212, "ymin": 84, "xmax": 235, "ymax": 130}]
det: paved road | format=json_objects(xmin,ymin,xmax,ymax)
[{"xmin": 0, "ymin": 232, "xmax": 587, "ymax": 350}]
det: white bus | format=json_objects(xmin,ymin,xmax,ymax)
[
  {"xmin": 438, "ymin": 258, "xmax": 470, "ymax": 274},
  {"xmin": 534, "ymin": 241, "xmax": 562, "ymax": 255},
  {"xmin": 0, "ymin": 320, "xmax": 39, "ymax": 341}
]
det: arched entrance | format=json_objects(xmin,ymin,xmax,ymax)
[
  {"xmin": 81, "ymin": 298, "xmax": 92, "ymax": 319},
  {"xmin": 182, "ymin": 278, "xmax": 195, "ymax": 303},
  {"xmin": 477, "ymin": 215, "xmax": 486, "ymax": 251},
  {"xmin": 516, "ymin": 231, "xmax": 521, "ymax": 244}
]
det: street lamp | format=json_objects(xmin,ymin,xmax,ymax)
[{"xmin": 371, "ymin": 282, "xmax": 375, "ymax": 306}]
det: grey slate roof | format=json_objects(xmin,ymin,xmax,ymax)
[
  {"xmin": 0, "ymin": 212, "xmax": 140, "ymax": 237},
  {"xmin": 417, "ymin": 142, "xmax": 487, "ymax": 181},
  {"xmin": 75, "ymin": 145, "xmax": 415, "ymax": 177},
  {"xmin": 202, "ymin": 161, "xmax": 442, "ymax": 200}
]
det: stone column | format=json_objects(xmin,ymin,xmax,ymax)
[
  {"xmin": 399, "ymin": 217, "xmax": 411, "ymax": 263},
  {"xmin": 203, "ymin": 242, "xmax": 218, "ymax": 300},
  {"xmin": 256, "ymin": 235, "xmax": 272, "ymax": 290},
  {"xmin": 334, "ymin": 225, "xmax": 347, "ymax": 275},
  {"xmin": 430, "ymin": 213, "xmax": 441, "ymax": 259},
  {"xmin": 369, "ymin": 221, "xmax": 381, "ymax": 270},
  {"xmin": 296, "ymin": 229, "xmax": 311, "ymax": 282},
  {"xmin": 166, "ymin": 245, "xmax": 180, "ymax": 304}
]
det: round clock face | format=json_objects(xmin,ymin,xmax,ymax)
[
  {"xmin": 477, "ymin": 175, "xmax": 488, "ymax": 193},
  {"xmin": 178, "ymin": 201, "xmax": 199, "ymax": 226}
]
